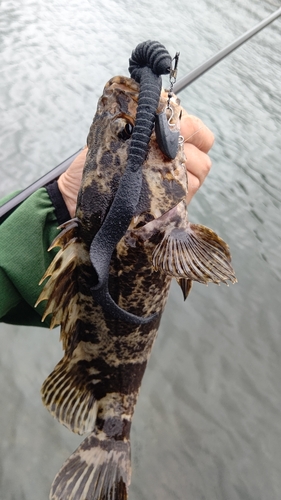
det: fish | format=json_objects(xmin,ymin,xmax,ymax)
[{"xmin": 36, "ymin": 45, "xmax": 236, "ymax": 500}]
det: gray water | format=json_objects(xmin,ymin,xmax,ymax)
[{"xmin": 0, "ymin": 0, "xmax": 281, "ymax": 499}]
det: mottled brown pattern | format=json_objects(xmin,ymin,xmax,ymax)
[{"xmin": 37, "ymin": 76, "xmax": 236, "ymax": 500}]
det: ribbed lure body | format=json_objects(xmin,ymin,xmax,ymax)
[{"xmin": 89, "ymin": 41, "xmax": 172, "ymax": 324}]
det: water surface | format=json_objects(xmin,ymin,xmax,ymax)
[{"xmin": 0, "ymin": 1, "xmax": 281, "ymax": 499}]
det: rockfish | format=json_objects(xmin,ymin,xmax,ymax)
[{"xmin": 36, "ymin": 42, "xmax": 236, "ymax": 500}]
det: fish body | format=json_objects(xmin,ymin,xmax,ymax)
[{"xmin": 37, "ymin": 76, "xmax": 236, "ymax": 499}]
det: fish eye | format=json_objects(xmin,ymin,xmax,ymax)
[{"xmin": 118, "ymin": 122, "xmax": 133, "ymax": 141}]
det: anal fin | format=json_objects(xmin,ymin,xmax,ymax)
[{"xmin": 41, "ymin": 356, "xmax": 98, "ymax": 435}]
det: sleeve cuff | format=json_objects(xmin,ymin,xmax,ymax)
[{"xmin": 45, "ymin": 180, "xmax": 71, "ymax": 225}]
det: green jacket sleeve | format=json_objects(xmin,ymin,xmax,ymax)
[{"xmin": 0, "ymin": 187, "xmax": 67, "ymax": 327}]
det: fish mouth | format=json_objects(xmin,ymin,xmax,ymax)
[{"xmin": 104, "ymin": 75, "xmax": 140, "ymax": 97}]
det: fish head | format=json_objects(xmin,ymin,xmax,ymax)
[
  {"xmin": 76, "ymin": 77, "xmax": 187, "ymax": 239},
  {"xmin": 76, "ymin": 76, "xmax": 139, "ymax": 238},
  {"xmin": 135, "ymin": 90, "xmax": 187, "ymax": 227}
]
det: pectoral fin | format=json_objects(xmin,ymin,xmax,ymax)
[{"xmin": 152, "ymin": 223, "xmax": 237, "ymax": 285}]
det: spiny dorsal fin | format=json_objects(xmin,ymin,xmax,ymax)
[
  {"xmin": 35, "ymin": 218, "xmax": 88, "ymax": 347},
  {"xmin": 152, "ymin": 223, "xmax": 237, "ymax": 285}
]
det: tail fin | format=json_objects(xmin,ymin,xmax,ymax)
[{"xmin": 50, "ymin": 432, "xmax": 131, "ymax": 500}]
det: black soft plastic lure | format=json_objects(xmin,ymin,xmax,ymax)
[{"xmin": 89, "ymin": 40, "xmax": 178, "ymax": 325}]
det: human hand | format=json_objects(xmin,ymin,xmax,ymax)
[
  {"xmin": 57, "ymin": 147, "xmax": 87, "ymax": 218},
  {"xmin": 180, "ymin": 109, "xmax": 214, "ymax": 205},
  {"xmin": 58, "ymin": 112, "xmax": 214, "ymax": 217}
]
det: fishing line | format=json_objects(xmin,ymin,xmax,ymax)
[
  {"xmin": 184, "ymin": 125, "xmax": 205, "ymax": 143},
  {"xmin": 173, "ymin": 7, "xmax": 281, "ymax": 93}
]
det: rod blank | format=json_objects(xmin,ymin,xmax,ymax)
[
  {"xmin": 0, "ymin": 149, "xmax": 83, "ymax": 223},
  {"xmin": 174, "ymin": 7, "xmax": 281, "ymax": 93}
]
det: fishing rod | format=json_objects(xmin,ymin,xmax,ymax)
[
  {"xmin": 0, "ymin": 148, "xmax": 84, "ymax": 223},
  {"xmin": 173, "ymin": 6, "xmax": 281, "ymax": 93},
  {"xmin": 1, "ymin": 7, "xmax": 280, "ymax": 223}
]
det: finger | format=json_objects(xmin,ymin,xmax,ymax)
[
  {"xmin": 58, "ymin": 148, "xmax": 88, "ymax": 217},
  {"xmin": 67, "ymin": 147, "xmax": 88, "ymax": 180},
  {"xmin": 186, "ymin": 172, "xmax": 201, "ymax": 205},
  {"xmin": 184, "ymin": 143, "xmax": 212, "ymax": 204},
  {"xmin": 180, "ymin": 110, "xmax": 215, "ymax": 153}
]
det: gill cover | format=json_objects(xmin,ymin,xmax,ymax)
[{"xmin": 89, "ymin": 40, "xmax": 173, "ymax": 324}]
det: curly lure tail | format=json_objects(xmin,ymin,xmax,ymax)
[
  {"xmin": 50, "ymin": 432, "xmax": 131, "ymax": 500},
  {"xmin": 90, "ymin": 41, "xmax": 172, "ymax": 324}
]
